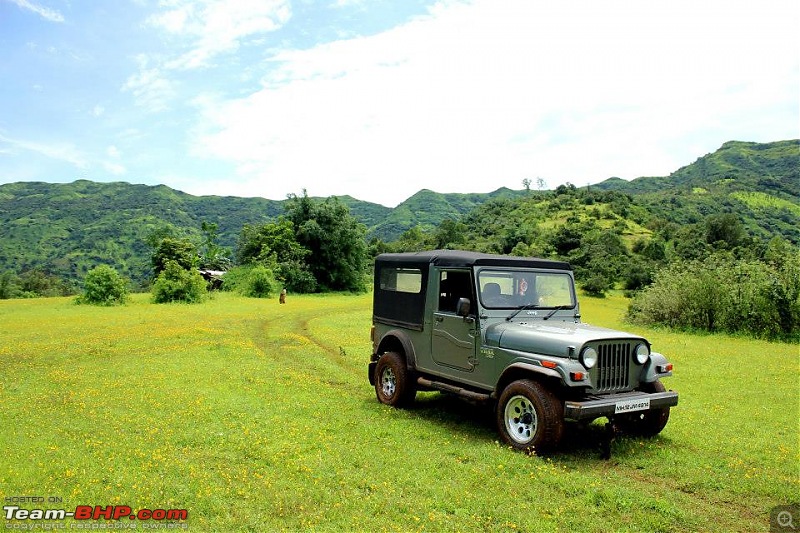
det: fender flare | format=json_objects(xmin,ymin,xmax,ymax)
[
  {"xmin": 376, "ymin": 328, "xmax": 418, "ymax": 370},
  {"xmin": 496, "ymin": 362, "xmax": 562, "ymax": 397}
]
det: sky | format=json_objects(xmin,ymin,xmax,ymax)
[{"xmin": 0, "ymin": 0, "xmax": 798, "ymax": 207}]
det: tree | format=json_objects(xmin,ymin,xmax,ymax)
[
  {"xmin": 151, "ymin": 260, "xmax": 207, "ymax": 303},
  {"xmin": 391, "ymin": 226, "xmax": 433, "ymax": 253},
  {"xmin": 18, "ymin": 269, "xmax": 70, "ymax": 297},
  {"xmin": 434, "ymin": 219, "xmax": 468, "ymax": 249},
  {"xmin": 152, "ymin": 237, "xmax": 198, "ymax": 277},
  {"xmin": 0, "ymin": 271, "xmax": 20, "ymax": 299},
  {"xmin": 236, "ymin": 218, "xmax": 308, "ymax": 266},
  {"xmin": 286, "ymin": 191, "xmax": 367, "ymax": 292},
  {"xmin": 199, "ymin": 221, "xmax": 231, "ymax": 270},
  {"xmin": 705, "ymin": 213, "xmax": 745, "ymax": 249},
  {"xmin": 78, "ymin": 265, "xmax": 128, "ymax": 305}
]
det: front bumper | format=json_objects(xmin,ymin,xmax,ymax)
[{"xmin": 564, "ymin": 390, "xmax": 679, "ymax": 421}]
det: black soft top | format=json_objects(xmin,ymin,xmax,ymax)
[
  {"xmin": 375, "ymin": 250, "xmax": 572, "ymax": 271},
  {"xmin": 373, "ymin": 251, "xmax": 571, "ymax": 330}
]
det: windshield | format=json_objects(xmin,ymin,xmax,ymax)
[{"xmin": 478, "ymin": 269, "xmax": 575, "ymax": 310}]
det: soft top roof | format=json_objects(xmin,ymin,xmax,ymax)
[{"xmin": 375, "ymin": 250, "xmax": 571, "ymax": 271}]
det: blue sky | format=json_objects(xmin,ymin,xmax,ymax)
[{"xmin": 1, "ymin": 0, "xmax": 798, "ymax": 207}]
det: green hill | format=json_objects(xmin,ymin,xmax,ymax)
[
  {"xmin": 0, "ymin": 180, "xmax": 282, "ymax": 286},
  {"xmin": 370, "ymin": 187, "xmax": 526, "ymax": 239},
  {"xmin": 1, "ymin": 139, "xmax": 797, "ymax": 289},
  {"xmin": 594, "ymin": 140, "xmax": 799, "ymax": 197},
  {"xmin": 0, "ymin": 180, "xmax": 510, "ymax": 286},
  {"xmin": 592, "ymin": 139, "xmax": 799, "ymax": 242}
]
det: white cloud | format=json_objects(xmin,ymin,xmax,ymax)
[
  {"xmin": 107, "ymin": 145, "xmax": 121, "ymax": 158},
  {"xmin": 92, "ymin": 105, "xmax": 105, "ymax": 117},
  {"xmin": 102, "ymin": 161, "xmax": 126, "ymax": 175},
  {"xmin": 188, "ymin": 0, "xmax": 799, "ymax": 205},
  {"xmin": 7, "ymin": 0, "xmax": 64, "ymax": 23},
  {"xmin": 148, "ymin": 0, "xmax": 291, "ymax": 70},
  {"xmin": 122, "ymin": 55, "xmax": 176, "ymax": 112},
  {"xmin": 0, "ymin": 133, "xmax": 87, "ymax": 169}
]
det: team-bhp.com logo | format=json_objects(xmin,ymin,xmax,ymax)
[{"xmin": 5, "ymin": 505, "xmax": 188, "ymax": 527}]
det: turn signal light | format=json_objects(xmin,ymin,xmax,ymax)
[
  {"xmin": 541, "ymin": 360, "xmax": 557, "ymax": 369},
  {"xmin": 570, "ymin": 371, "xmax": 585, "ymax": 382},
  {"xmin": 657, "ymin": 363, "xmax": 674, "ymax": 373}
]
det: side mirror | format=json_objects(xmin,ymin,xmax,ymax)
[{"xmin": 456, "ymin": 297, "xmax": 471, "ymax": 318}]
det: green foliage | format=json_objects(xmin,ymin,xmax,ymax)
[
  {"xmin": 0, "ymin": 271, "xmax": 20, "ymax": 299},
  {"xmin": 199, "ymin": 221, "xmax": 232, "ymax": 270},
  {"xmin": 369, "ymin": 187, "xmax": 526, "ymax": 241},
  {"xmin": 236, "ymin": 218, "xmax": 308, "ymax": 266},
  {"xmin": 78, "ymin": 265, "xmax": 129, "ymax": 306},
  {"xmin": 246, "ymin": 266, "xmax": 276, "ymax": 298},
  {"xmin": 152, "ymin": 237, "xmax": 198, "ymax": 277},
  {"xmin": 705, "ymin": 213, "xmax": 746, "ymax": 248},
  {"xmin": 286, "ymin": 191, "xmax": 367, "ymax": 292},
  {"xmin": 275, "ymin": 260, "xmax": 318, "ymax": 293},
  {"xmin": 17, "ymin": 269, "xmax": 74, "ymax": 297},
  {"xmin": 151, "ymin": 260, "xmax": 207, "ymax": 303},
  {"xmin": 433, "ymin": 218, "xmax": 469, "ymax": 249},
  {"xmin": 385, "ymin": 225, "xmax": 435, "ymax": 253},
  {"xmin": 223, "ymin": 265, "xmax": 277, "ymax": 298},
  {"xmin": 0, "ymin": 140, "xmax": 797, "ymax": 302},
  {"xmin": 628, "ymin": 251, "xmax": 800, "ymax": 341},
  {"xmin": 581, "ymin": 275, "xmax": 612, "ymax": 297},
  {"xmin": 0, "ymin": 180, "xmax": 284, "ymax": 288}
]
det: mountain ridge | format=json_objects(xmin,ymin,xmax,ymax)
[{"xmin": 1, "ymin": 139, "xmax": 797, "ymax": 287}]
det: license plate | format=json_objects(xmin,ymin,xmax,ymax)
[{"xmin": 615, "ymin": 398, "xmax": 650, "ymax": 414}]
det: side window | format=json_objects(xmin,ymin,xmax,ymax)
[
  {"xmin": 438, "ymin": 270, "xmax": 473, "ymax": 314},
  {"xmin": 380, "ymin": 267, "xmax": 422, "ymax": 293}
]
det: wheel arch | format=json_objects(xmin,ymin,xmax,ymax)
[
  {"xmin": 376, "ymin": 329, "xmax": 417, "ymax": 369},
  {"xmin": 495, "ymin": 363, "xmax": 563, "ymax": 399}
]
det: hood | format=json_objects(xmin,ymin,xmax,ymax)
[{"xmin": 485, "ymin": 320, "xmax": 646, "ymax": 358}]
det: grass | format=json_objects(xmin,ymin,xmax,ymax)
[{"xmin": 0, "ymin": 291, "xmax": 798, "ymax": 532}]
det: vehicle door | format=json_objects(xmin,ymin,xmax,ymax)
[{"xmin": 431, "ymin": 269, "xmax": 478, "ymax": 372}]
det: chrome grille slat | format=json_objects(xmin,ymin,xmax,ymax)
[{"xmin": 595, "ymin": 342, "xmax": 631, "ymax": 392}]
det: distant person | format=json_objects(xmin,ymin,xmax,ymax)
[{"xmin": 279, "ymin": 288, "xmax": 287, "ymax": 304}]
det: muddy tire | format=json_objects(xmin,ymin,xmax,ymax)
[
  {"xmin": 496, "ymin": 379, "xmax": 564, "ymax": 454},
  {"xmin": 617, "ymin": 379, "xmax": 670, "ymax": 437},
  {"xmin": 374, "ymin": 351, "xmax": 416, "ymax": 407}
]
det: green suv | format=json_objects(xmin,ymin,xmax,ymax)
[{"xmin": 368, "ymin": 250, "xmax": 678, "ymax": 453}]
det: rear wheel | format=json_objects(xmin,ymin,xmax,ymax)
[
  {"xmin": 374, "ymin": 351, "xmax": 416, "ymax": 407},
  {"xmin": 617, "ymin": 379, "xmax": 670, "ymax": 437},
  {"xmin": 496, "ymin": 379, "xmax": 564, "ymax": 454}
]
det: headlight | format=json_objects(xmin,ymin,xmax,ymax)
[
  {"xmin": 580, "ymin": 346, "xmax": 598, "ymax": 369},
  {"xmin": 634, "ymin": 343, "xmax": 650, "ymax": 365}
]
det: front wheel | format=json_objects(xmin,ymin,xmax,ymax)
[
  {"xmin": 374, "ymin": 352, "xmax": 415, "ymax": 407},
  {"xmin": 617, "ymin": 379, "xmax": 670, "ymax": 437},
  {"xmin": 496, "ymin": 380, "xmax": 564, "ymax": 454}
]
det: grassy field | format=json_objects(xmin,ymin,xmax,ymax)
[{"xmin": 1, "ymin": 291, "xmax": 798, "ymax": 532}]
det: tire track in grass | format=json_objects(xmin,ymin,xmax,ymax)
[{"xmin": 248, "ymin": 296, "xmax": 366, "ymax": 393}]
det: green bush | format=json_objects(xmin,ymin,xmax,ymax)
[
  {"xmin": 581, "ymin": 275, "xmax": 611, "ymax": 297},
  {"xmin": 220, "ymin": 265, "xmax": 277, "ymax": 298},
  {"xmin": 245, "ymin": 265, "xmax": 276, "ymax": 298},
  {"xmin": 628, "ymin": 252, "xmax": 800, "ymax": 341},
  {"xmin": 151, "ymin": 261, "xmax": 207, "ymax": 304},
  {"xmin": 276, "ymin": 261, "xmax": 318, "ymax": 294},
  {"xmin": 78, "ymin": 265, "xmax": 129, "ymax": 306}
]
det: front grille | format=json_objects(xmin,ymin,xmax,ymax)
[{"xmin": 595, "ymin": 342, "xmax": 631, "ymax": 392}]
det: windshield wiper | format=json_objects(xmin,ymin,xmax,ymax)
[
  {"xmin": 543, "ymin": 305, "xmax": 573, "ymax": 320},
  {"xmin": 506, "ymin": 304, "xmax": 540, "ymax": 321},
  {"xmin": 506, "ymin": 304, "xmax": 573, "ymax": 322}
]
